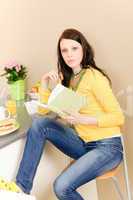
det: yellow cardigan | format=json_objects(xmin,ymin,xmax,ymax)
[{"xmin": 39, "ymin": 68, "xmax": 125, "ymax": 142}]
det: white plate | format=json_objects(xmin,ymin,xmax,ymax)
[
  {"xmin": 28, "ymin": 92, "xmax": 39, "ymax": 100},
  {"xmin": 0, "ymin": 122, "xmax": 20, "ymax": 136}
]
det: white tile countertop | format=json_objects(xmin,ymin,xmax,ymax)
[{"xmin": 0, "ymin": 101, "xmax": 32, "ymax": 149}]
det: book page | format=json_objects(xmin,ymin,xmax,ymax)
[
  {"xmin": 33, "ymin": 84, "xmax": 87, "ymax": 117},
  {"xmin": 48, "ymin": 84, "xmax": 64, "ymax": 104},
  {"xmin": 48, "ymin": 84, "xmax": 87, "ymax": 116}
]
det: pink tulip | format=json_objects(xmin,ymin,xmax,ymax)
[
  {"xmin": 15, "ymin": 65, "xmax": 21, "ymax": 72},
  {"xmin": 4, "ymin": 60, "xmax": 21, "ymax": 71}
]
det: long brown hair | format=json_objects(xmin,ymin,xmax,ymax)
[{"xmin": 57, "ymin": 28, "xmax": 111, "ymax": 87}]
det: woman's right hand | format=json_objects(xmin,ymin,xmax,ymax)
[
  {"xmin": 41, "ymin": 70, "xmax": 59, "ymax": 83},
  {"xmin": 41, "ymin": 70, "xmax": 62, "ymax": 89}
]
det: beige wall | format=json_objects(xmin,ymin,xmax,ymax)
[{"xmin": 0, "ymin": 0, "xmax": 133, "ymax": 199}]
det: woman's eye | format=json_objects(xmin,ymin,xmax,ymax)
[
  {"xmin": 72, "ymin": 47, "xmax": 78, "ymax": 50},
  {"xmin": 61, "ymin": 49, "xmax": 67, "ymax": 53}
]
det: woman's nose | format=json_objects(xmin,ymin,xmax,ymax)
[{"xmin": 67, "ymin": 50, "xmax": 72, "ymax": 57}]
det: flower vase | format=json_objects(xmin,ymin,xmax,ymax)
[{"xmin": 9, "ymin": 80, "xmax": 26, "ymax": 100}]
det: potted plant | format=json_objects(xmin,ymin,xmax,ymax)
[{"xmin": 1, "ymin": 60, "xmax": 27, "ymax": 100}]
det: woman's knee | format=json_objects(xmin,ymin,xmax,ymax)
[
  {"xmin": 30, "ymin": 117, "xmax": 52, "ymax": 133},
  {"xmin": 53, "ymin": 177, "xmax": 64, "ymax": 198},
  {"xmin": 53, "ymin": 175, "xmax": 71, "ymax": 198}
]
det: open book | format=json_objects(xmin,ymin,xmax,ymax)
[{"xmin": 33, "ymin": 84, "xmax": 87, "ymax": 117}]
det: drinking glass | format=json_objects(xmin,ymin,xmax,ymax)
[{"xmin": 6, "ymin": 100, "xmax": 17, "ymax": 118}]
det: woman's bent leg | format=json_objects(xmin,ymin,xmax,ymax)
[
  {"xmin": 16, "ymin": 117, "xmax": 87, "ymax": 194},
  {"xmin": 54, "ymin": 137, "xmax": 123, "ymax": 200}
]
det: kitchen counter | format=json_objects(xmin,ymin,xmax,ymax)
[{"xmin": 0, "ymin": 101, "xmax": 32, "ymax": 149}]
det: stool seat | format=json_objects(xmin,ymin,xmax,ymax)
[{"xmin": 97, "ymin": 165, "xmax": 120, "ymax": 180}]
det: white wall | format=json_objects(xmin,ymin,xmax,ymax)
[{"xmin": 0, "ymin": 1, "xmax": 133, "ymax": 199}]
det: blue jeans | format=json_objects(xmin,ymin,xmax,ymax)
[{"xmin": 16, "ymin": 117, "xmax": 123, "ymax": 199}]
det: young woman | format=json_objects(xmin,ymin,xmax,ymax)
[{"xmin": 0, "ymin": 28, "xmax": 124, "ymax": 200}]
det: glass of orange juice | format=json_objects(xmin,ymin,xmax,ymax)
[
  {"xmin": 6, "ymin": 100, "xmax": 17, "ymax": 118},
  {"xmin": 38, "ymin": 87, "xmax": 50, "ymax": 115}
]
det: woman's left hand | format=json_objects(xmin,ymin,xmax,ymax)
[{"xmin": 62, "ymin": 111, "xmax": 98, "ymax": 125}]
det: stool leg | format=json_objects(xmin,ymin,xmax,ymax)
[
  {"xmin": 111, "ymin": 176, "xmax": 124, "ymax": 200},
  {"xmin": 121, "ymin": 136, "xmax": 132, "ymax": 200}
]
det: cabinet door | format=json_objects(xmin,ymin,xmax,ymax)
[{"xmin": 0, "ymin": 139, "xmax": 26, "ymax": 180}]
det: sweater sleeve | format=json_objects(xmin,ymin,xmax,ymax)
[{"xmin": 91, "ymin": 70, "xmax": 125, "ymax": 128}]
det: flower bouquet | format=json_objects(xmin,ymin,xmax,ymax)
[{"xmin": 1, "ymin": 60, "xmax": 27, "ymax": 100}]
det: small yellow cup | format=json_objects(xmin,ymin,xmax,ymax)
[{"xmin": 6, "ymin": 100, "xmax": 17, "ymax": 117}]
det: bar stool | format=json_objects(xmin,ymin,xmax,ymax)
[
  {"xmin": 66, "ymin": 135, "xmax": 132, "ymax": 200},
  {"xmin": 97, "ymin": 165, "xmax": 124, "ymax": 199},
  {"xmin": 97, "ymin": 135, "xmax": 132, "ymax": 200}
]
